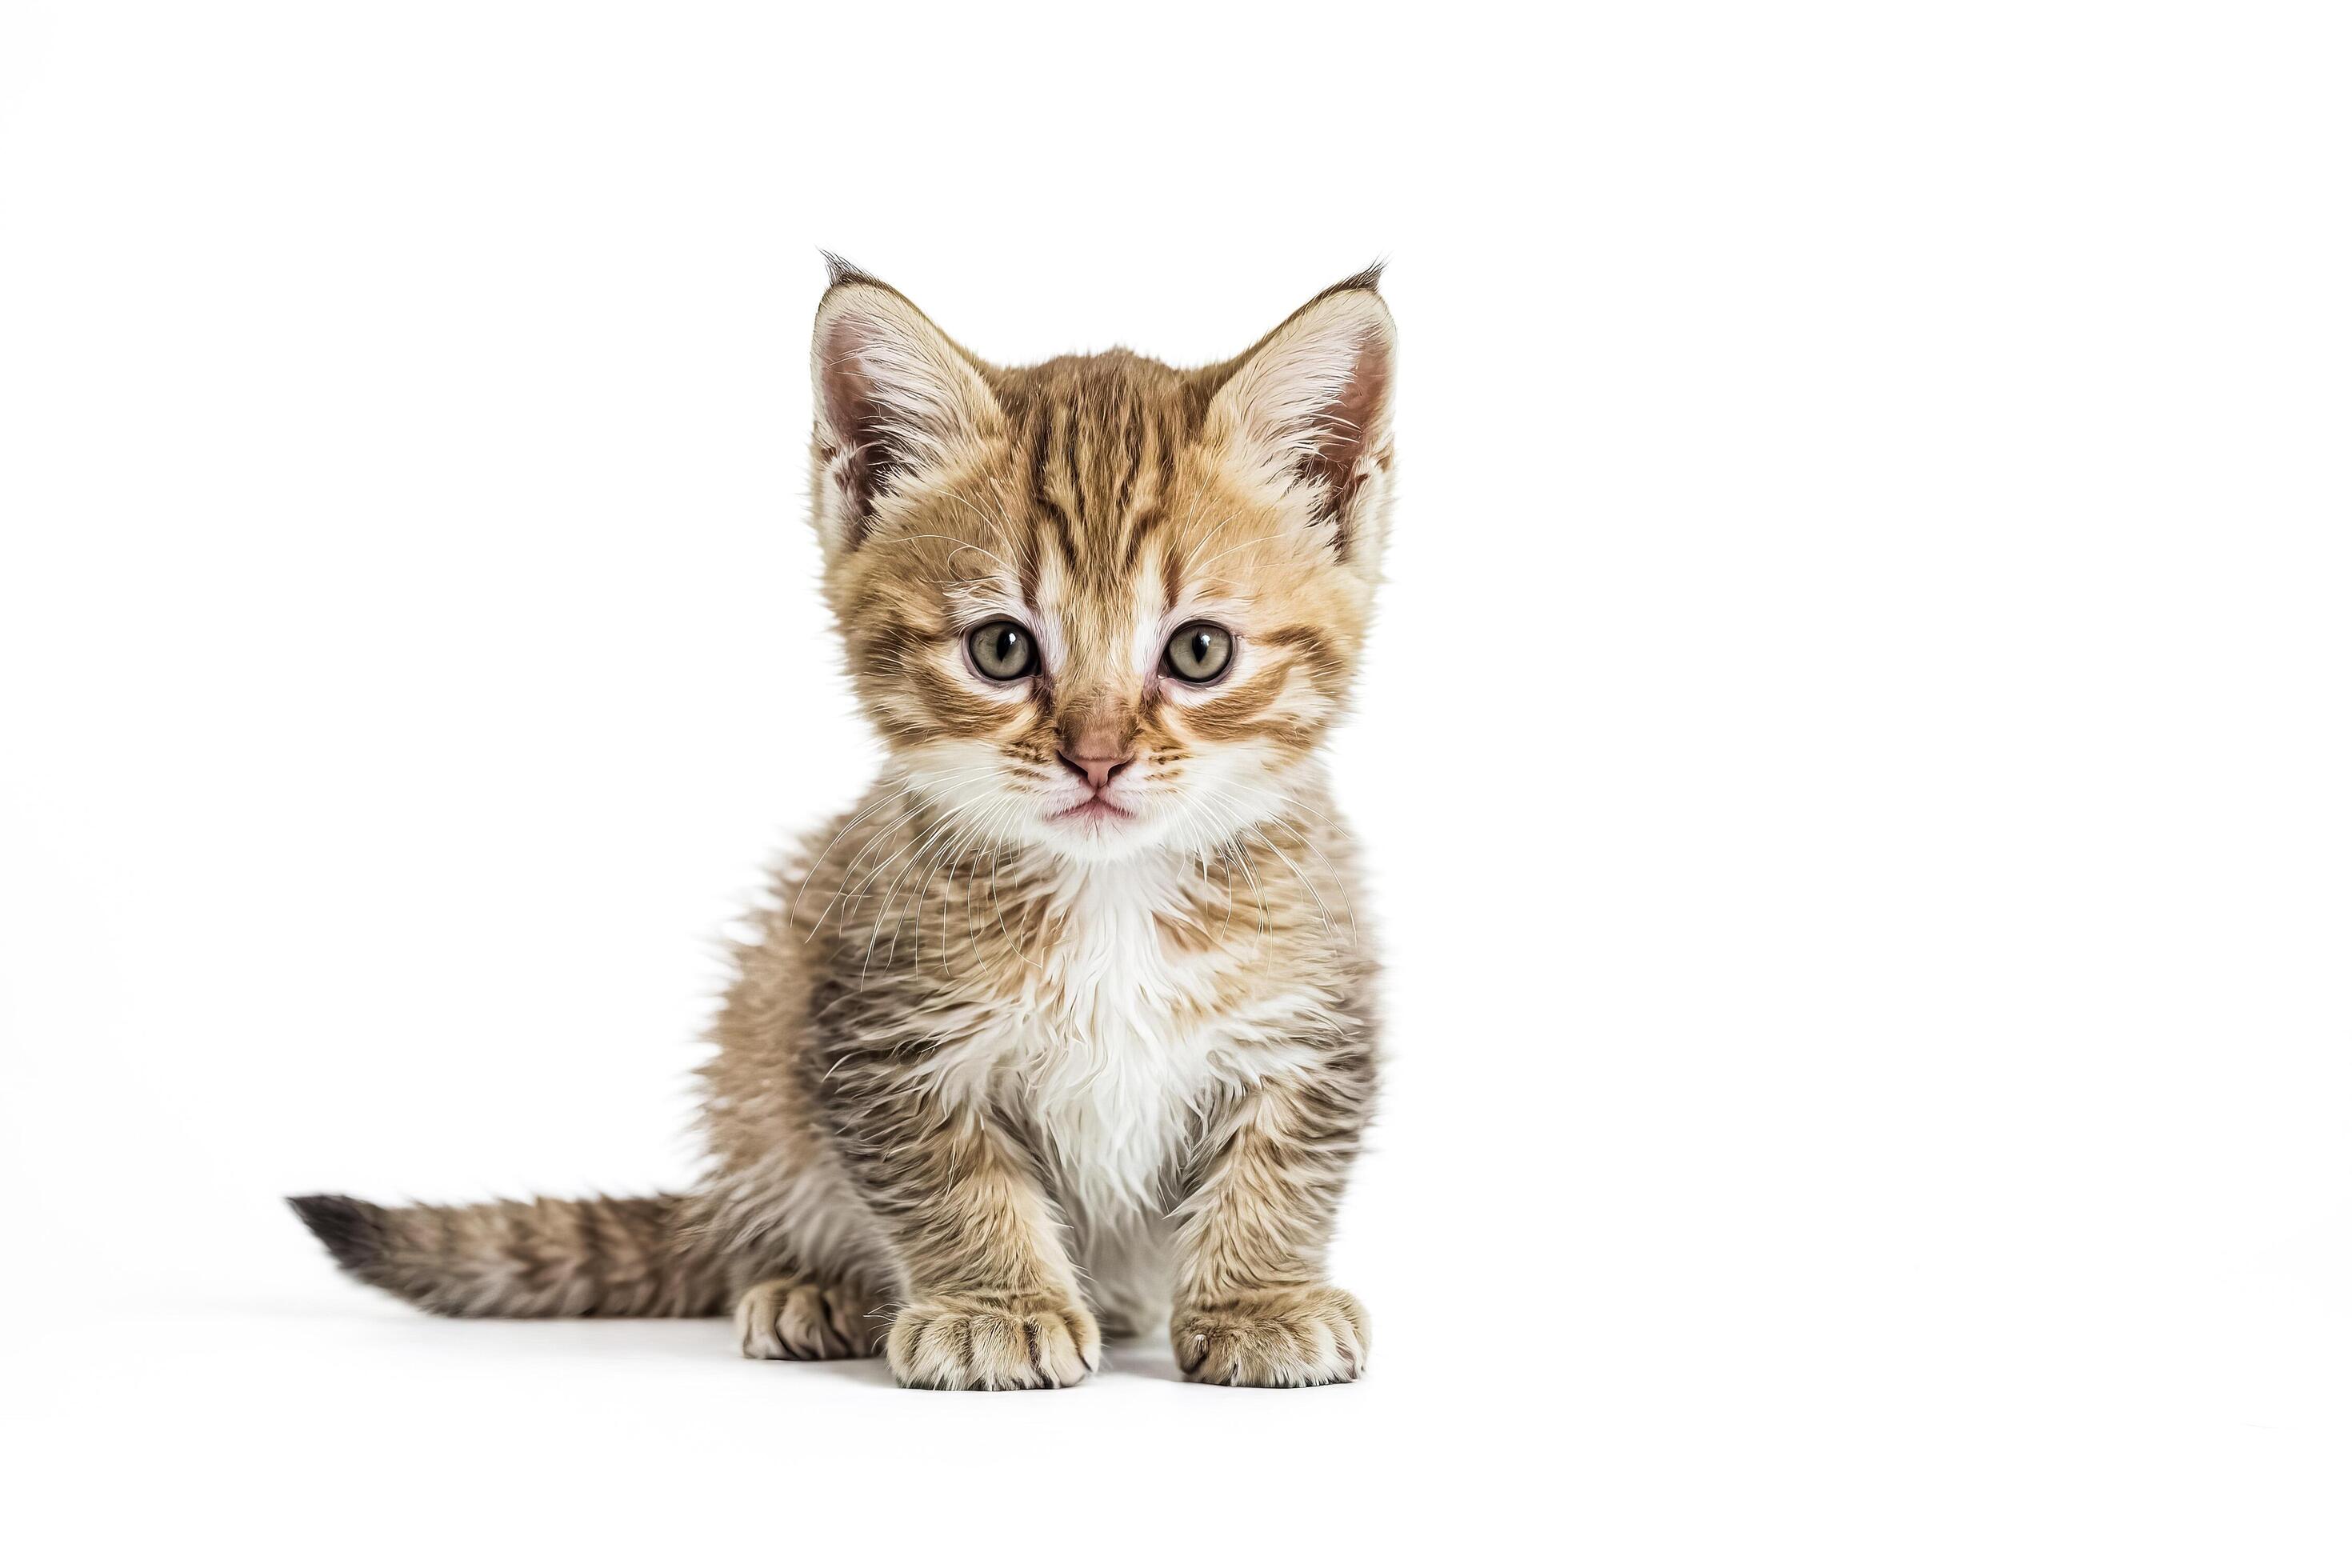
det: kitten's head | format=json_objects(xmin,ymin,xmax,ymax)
[{"xmin": 809, "ymin": 262, "xmax": 1395, "ymax": 865}]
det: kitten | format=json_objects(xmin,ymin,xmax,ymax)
[{"xmin": 291, "ymin": 261, "xmax": 1397, "ymax": 1390}]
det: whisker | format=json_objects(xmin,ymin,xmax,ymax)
[
  {"xmin": 1175, "ymin": 512, "xmax": 1243, "ymax": 581},
  {"xmin": 797, "ymin": 765, "xmax": 1002, "ymax": 935},
  {"xmin": 862, "ymin": 792, "xmax": 993, "ymax": 982},
  {"xmin": 1249, "ymin": 826, "xmax": 1338, "ymax": 936},
  {"xmin": 868, "ymin": 530, "xmax": 1023, "ymax": 583}
]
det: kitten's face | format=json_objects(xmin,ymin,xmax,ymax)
[{"xmin": 808, "ymin": 270, "xmax": 1394, "ymax": 865}]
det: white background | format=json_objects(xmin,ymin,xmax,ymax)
[{"xmin": 2, "ymin": 2, "xmax": 2347, "ymax": 1562}]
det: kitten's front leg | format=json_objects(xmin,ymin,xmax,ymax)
[
  {"xmin": 1170, "ymin": 1053, "xmax": 1375, "ymax": 1387},
  {"xmin": 815, "ymin": 1050, "xmax": 1098, "ymax": 1390}
]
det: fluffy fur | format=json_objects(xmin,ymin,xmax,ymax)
[{"xmin": 293, "ymin": 261, "xmax": 1398, "ymax": 1390}]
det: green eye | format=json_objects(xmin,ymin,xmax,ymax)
[
  {"xmin": 1162, "ymin": 622, "xmax": 1234, "ymax": 684},
  {"xmin": 966, "ymin": 620, "xmax": 1038, "ymax": 682}
]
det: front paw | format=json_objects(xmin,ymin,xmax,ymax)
[
  {"xmin": 735, "ymin": 1275, "xmax": 882, "ymax": 1361},
  {"xmin": 1172, "ymin": 1286, "xmax": 1368, "ymax": 1387},
  {"xmin": 887, "ymin": 1296, "xmax": 1101, "ymax": 1390}
]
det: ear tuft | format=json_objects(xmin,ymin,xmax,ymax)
[
  {"xmin": 820, "ymin": 250, "xmax": 882, "ymax": 290},
  {"xmin": 809, "ymin": 281, "xmax": 999, "ymax": 558},
  {"xmin": 1206, "ymin": 279, "xmax": 1398, "ymax": 564}
]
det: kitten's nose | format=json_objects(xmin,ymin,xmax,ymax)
[{"xmin": 1057, "ymin": 750, "xmax": 1134, "ymax": 791}]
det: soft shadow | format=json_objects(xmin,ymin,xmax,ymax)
[
  {"xmin": 753, "ymin": 1352, "xmax": 898, "ymax": 1387},
  {"xmin": 435, "ymin": 1318, "xmax": 906, "ymax": 1383},
  {"xmin": 1107, "ymin": 1341, "xmax": 1187, "ymax": 1383}
]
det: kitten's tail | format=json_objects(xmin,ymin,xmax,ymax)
[{"xmin": 286, "ymin": 1191, "xmax": 730, "ymax": 1318}]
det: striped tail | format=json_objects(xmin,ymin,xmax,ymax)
[{"xmin": 287, "ymin": 1191, "xmax": 730, "ymax": 1318}]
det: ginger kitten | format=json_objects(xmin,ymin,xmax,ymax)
[{"xmin": 292, "ymin": 262, "xmax": 1397, "ymax": 1390}]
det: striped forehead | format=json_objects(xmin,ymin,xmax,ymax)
[
  {"xmin": 994, "ymin": 351, "xmax": 1212, "ymax": 599},
  {"xmin": 1029, "ymin": 523, "xmax": 1166, "ymax": 682}
]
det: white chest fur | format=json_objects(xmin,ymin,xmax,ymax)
[{"xmin": 1004, "ymin": 866, "xmax": 1227, "ymax": 1222}]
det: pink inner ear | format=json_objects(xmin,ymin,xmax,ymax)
[
  {"xmin": 818, "ymin": 320, "xmax": 902, "ymax": 546},
  {"xmin": 1301, "ymin": 334, "xmax": 1390, "ymax": 556}
]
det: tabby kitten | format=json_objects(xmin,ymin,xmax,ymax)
[{"xmin": 292, "ymin": 261, "xmax": 1397, "ymax": 1390}]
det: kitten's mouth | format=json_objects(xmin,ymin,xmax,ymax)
[{"xmin": 1049, "ymin": 797, "xmax": 1136, "ymax": 827}]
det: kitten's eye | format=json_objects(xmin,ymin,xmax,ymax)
[
  {"xmin": 1162, "ymin": 622, "xmax": 1234, "ymax": 685},
  {"xmin": 966, "ymin": 620, "xmax": 1038, "ymax": 682}
]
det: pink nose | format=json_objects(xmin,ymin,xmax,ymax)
[{"xmin": 1058, "ymin": 751, "xmax": 1134, "ymax": 791}]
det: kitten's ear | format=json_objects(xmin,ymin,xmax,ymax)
[
  {"xmin": 1205, "ymin": 270, "xmax": 1397, "ymax": 566},
  {"xmin": 809, "ymin": 266, "xmax": 1001, "ymax": 558}
]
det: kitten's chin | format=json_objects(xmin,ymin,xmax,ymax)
[{"xmin": 1026, "ymin": 799, "xmax": 1177, "ymax": 864}]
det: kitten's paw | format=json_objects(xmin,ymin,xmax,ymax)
[
  {"xmin": 1171, "ymin": 1285, "xmax": 1369, "ymax": 1387},
  {"xmin": 887, "ymin": 1297, "xmax": 1100, "ymax": 1390},
  {"xmin": 735, "ymin": 1276, "xmax": 882, "ymax": 1361}
]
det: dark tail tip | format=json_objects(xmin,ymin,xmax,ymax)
[{"xmin": 286, "ymin": 1194, "xmax": 388, "ymax": 1274}]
